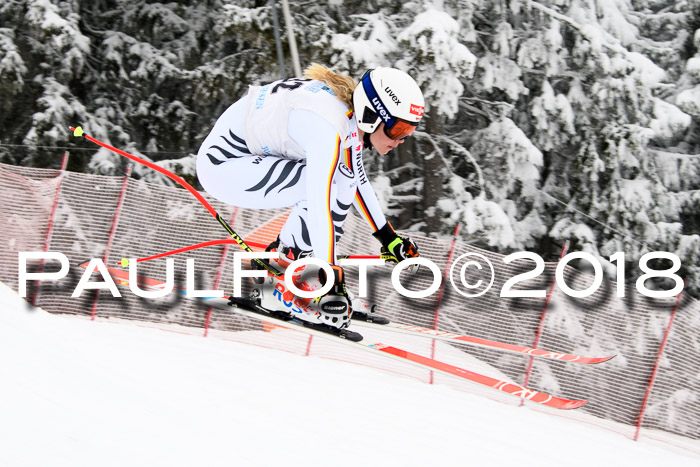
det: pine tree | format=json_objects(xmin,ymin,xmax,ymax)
[
  {"xmin": 0, "ymin": 0, "xmax": 697, "ymax": 296},
  {"xmin": 0, "ymin": 0, "xmax": 89, "ymax": 169}
]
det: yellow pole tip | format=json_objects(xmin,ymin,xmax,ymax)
[
  {"xmin": 119, "ymin": 258, "xmax": 129, "ymax": 268},
  {"xmin": 73, "ymin": 126, "xmax": 84, "ymax": 137}
]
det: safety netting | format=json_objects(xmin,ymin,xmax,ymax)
[{"xmin": 1, "ymin": 162, "xmax": 698, "ymax": 452}]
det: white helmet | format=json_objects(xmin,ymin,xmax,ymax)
[{"xmin": 353, "ymin": 67, "xmax": 425, "ymax": 140}]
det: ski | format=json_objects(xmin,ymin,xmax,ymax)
[
  {"xmin": 365, "ymin": 344, "xmax": 587, "ymax": 410},
  {"xmin": 349, "ymin": 321, "xmax": 615, "ymax": 364},
  {"xmin": 80, "ymin": 261, "xmax": 589, "ymax": 410},
  {"xmin": 96, "ymin": 259, "xmax": 610, "ymax": 364},
  {"xmin": 207, "ymin": 296, "xmax": 587, "ymax": 410}
]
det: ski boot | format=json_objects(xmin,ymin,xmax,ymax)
[
  {"xmin": 247, "ymin": 240, "xmax": 362, "ymax": 341},
  {"xmin": 249, "ymin": 237, "xmax": 307, "ymax": 283}
]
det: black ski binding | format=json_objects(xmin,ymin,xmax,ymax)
[
  {"xmin": 351, "ymin": 312, "xmax": 390, "ymax": 325},
  {"xmin": 227, "ymin": 295, "xmax": 363, "ymax": 342}
]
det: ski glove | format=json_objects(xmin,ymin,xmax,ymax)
[{"xmin": 372, "ymin": 222, "xmax": 420, "ymax": 272}]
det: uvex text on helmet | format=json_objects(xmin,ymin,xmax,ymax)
[{"xmin": 353, "ymin": 67, "xmax": 425, "ymax": 138}]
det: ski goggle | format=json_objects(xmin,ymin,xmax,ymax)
[
  {"xmin": 361, "ymin": 71, "xmax": 419, "ymax": 141},
  {"xmin": 383, "ymin": 118, "xmax": 418, "ymax": 140}
]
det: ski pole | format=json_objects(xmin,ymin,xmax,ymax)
[
  {"xmin": 70, "ymin": 125, "xmax": 283, "ymax": 277},
  {"xmin": 118, "ymin": 239, "xmax": 390, "ymax": 267}
]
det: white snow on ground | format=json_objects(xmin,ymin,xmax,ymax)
[{"xmin": 1, "ymin": 282, "xmax": 698, "ymax": 467}]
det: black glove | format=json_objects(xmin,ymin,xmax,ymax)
[{"xmin": 372, "ymin": 222, "xmax": 420, "ymax": 264}]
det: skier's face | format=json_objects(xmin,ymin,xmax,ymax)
[{"xmin": 370, "ymin": 123, "xmax": 407, "ymax": 155}]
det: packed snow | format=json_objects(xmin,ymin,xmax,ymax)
[{"xmin": 1, "ymin": 282, "xmax": 698, "ymax": 466}]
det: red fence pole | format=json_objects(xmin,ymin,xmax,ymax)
[
  {"xmin": 634, "ymin": 282, "xmax": 685, "ymax": 440},
  {"xmin": 32, "ymin": 151, "xmax": 70, "ymax": 306},
  {"xmin": 521, "ymin": 240, "xmax": 569, "ymax": 403},
  {"xmin": 90, "ymin": 164, "xmax": 132, "ymax": 320},
  {"xmin": 203, "ymin": 208, "xmax": 239, "ymax": 337},
  {"xmin": 429, "ymin": 223, "xmax": 461, "ymax": 384}
]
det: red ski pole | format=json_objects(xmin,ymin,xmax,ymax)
[{"xmin": 70, "ymin": 125, "xmax": 283, "ymax": 276}]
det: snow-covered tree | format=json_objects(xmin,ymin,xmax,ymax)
[
  {"xmin": 395, "ymin": 3, "xmax": 477, "ymax": 233},
  {"xmin": 0, "ymin": 0, "xmax": 698, "ymax": 298},
  {"xmin": 0, "ymin": 0, "xmax": 89, "ymax": 167}
]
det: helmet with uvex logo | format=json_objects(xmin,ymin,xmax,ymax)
[{"xmin": 353, "ymin": 67, "xmax": 425, "ymax": 140}]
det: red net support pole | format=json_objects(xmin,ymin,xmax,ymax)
[
  {"xmin": 32, "ymin": 152, "xmax": 70, "ymax": 306},
  {"xmin": 633, "ymin": 281, "xmax": 685, "ymax": 441},
  {"xmin": 203, "ymin": 208, "xmax": 239, "ymax": 337},
  {"xmin": 520, "ymin": 240, "xmax": 569, "ymax": 404},
  {"xmin": 90, "ymin": 163, "xmax": 132, "ymax": 320},
  {"xmin": 429, "ymin": 223, "xmax": 461, "ymax": 384}
]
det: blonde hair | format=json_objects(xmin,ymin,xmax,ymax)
[{"xmin": 303, "ymin": 63, "xmax": 357, "ymax": 109}]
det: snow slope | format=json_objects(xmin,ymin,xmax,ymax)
[{"xmin": 1, "ymin": 282, "xmax": 697, "ymax": 467}]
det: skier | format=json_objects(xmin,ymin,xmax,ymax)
[{"xmin": 196, "ymin": 64, "xmax": 424, "ymax": 335}]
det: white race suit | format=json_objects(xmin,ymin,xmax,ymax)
[{"xmin": 196, "ymin": 77, "xmax": 388, "ymax": 265}]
